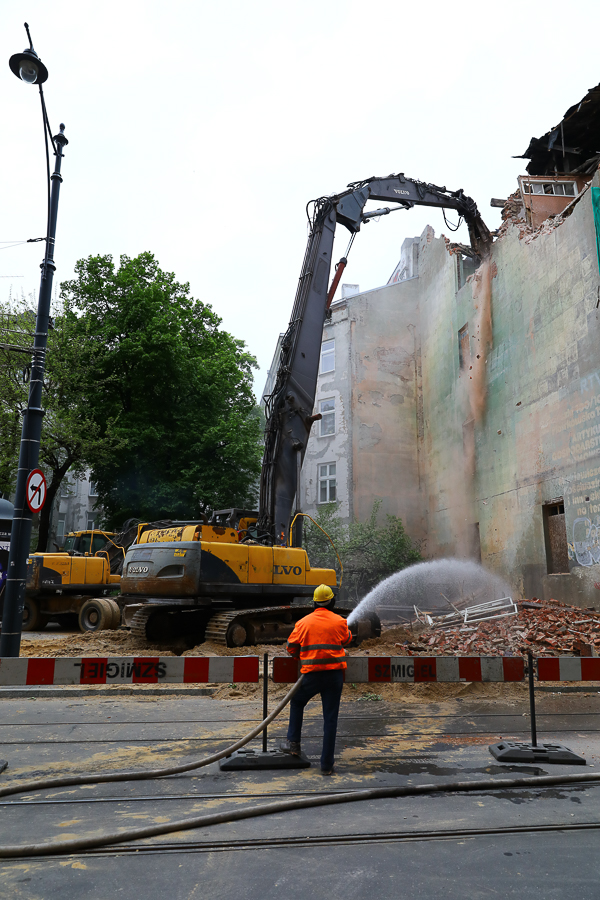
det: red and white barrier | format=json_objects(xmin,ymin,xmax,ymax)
[
  {"xmin": 537, "ymin": 657, "xmax": 600, "ymax": 681},
  {"xmin": 272, "ymin": 656, "xmax": 525, "ymax": 684},
  {"xmin": 0, "ymin": 656, "xmax": 260, "ymax": 686}
]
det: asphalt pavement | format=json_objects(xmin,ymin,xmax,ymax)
[{"xmin": 1, "ymin": 683, "xmax": 600, "ymax": 898}]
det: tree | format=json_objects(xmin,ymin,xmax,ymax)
[
  {"xmin": 303, "ymin": 500, "xmax": 422, "ymax": 603},
  {"xmin": 0, "ymin": 297, "xmax": 122, "ymax": 550},
  {"xmin": 60, "ymin": 252, "xmax": 262, "ymax": 525}
]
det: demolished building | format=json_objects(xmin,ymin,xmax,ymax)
[{"xmin": 263, "ymin": 84, "xmax": 600, "ymax": 610}]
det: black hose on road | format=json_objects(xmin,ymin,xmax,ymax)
[
  {"xmin": 0, "ymin": 676, "xmax": 305, "ymax": 800},
  {"xmin": 2, "ymin": 771, "xmax": 600, "ymax": 858},
  {"xmin": 2, "ymin": 672, "xmax": 600, "ymax": 859}
]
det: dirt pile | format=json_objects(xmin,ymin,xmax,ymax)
[{"xmin": 18, "ymin": 629, "xmax": 292, "ymax": 667}]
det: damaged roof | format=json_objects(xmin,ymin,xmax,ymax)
[{"xmin": 516, "ymin": 83, "xmax": 600, "ymax": 176}]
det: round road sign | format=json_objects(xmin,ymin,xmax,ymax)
[{"xmin": 25, "ymin": 469, "xmax": 47, "ymax": 513}]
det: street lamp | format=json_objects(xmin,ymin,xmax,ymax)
[{"xmin": 0, "ymin": 23, "xmax": 68, "ymax": 657}]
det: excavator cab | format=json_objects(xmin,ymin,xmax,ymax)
[
  {"xmin": 60, "ymin": 530, "xmax": 114, "ymax": 555},
  {"xmin": 209, "ymin": 509, "xmax": 261, "ymax": 541}
]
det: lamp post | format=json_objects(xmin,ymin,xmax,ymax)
[{"xmin": 0, "ymin": 24, "xmax": 68, "ymax": 657}]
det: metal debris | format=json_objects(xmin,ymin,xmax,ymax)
[{"xmin": 416, "ymin": 597, "xmax": 518, "ymax": 631}]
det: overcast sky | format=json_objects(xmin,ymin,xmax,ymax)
[{"xmin": 3, "ymin": 0, "xmax": 600, "ymax": 398}]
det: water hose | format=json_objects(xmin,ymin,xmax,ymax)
[
  {"xmin": 2, "ymin": 771, "xmax": 600, "ymax": 858},
  {"xmin": 0, "ymin": 676, "xmax": 305, "ymax": 801}
]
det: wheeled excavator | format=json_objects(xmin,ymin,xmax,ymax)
[
  {"xmin": 22, "ymin": 524, "xmax": 138, "ymax": 632},
  {"xmin": 116, "ymin": 173, "xmax": 492, "ymax": 646}
]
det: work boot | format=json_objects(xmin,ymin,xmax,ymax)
[{"xmin": 280, "ymin": 739, "xmax": 301, "ymax": 756}]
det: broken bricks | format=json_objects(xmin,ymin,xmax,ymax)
[{"xmin": 396, "ymin": 598, "xmax": 600, "ymax": 659}]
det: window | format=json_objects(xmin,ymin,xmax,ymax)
[
  {"xmin": 543, "ymin": 500, "xmax": 569, "ymax": 573},
  {"xmin": 319, "ymin": 398, "xmax": 335, "ymax": 436},
  {"xmin": 522, "ymin": 181, "xmax": 576, "ymax": 197},
  {"xmin": 320, "ymin": 339, "xmax": 335, "ymax": 374},
  {"xmin": 88, "ymin": 480, "xmax": 98, "ymax": 497},
  {"xmin": 87, "ymin": 514, "xmax": 96, "ymax": 530},
  {"xmin": 61, "ymin": 480, "xmax": 71, "ymax": 497},
  {"xmin": 318, "ymin": 463, "xmax": 337, "ymax": 503},
  {"xmin": 56, "ymin": 516, "xmax": 66, "ymax": 542},
  {"xmin": 458, "ymin": 324, "xmax": 470, "ymax": 370}
]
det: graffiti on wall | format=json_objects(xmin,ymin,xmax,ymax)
[{"xmin": 568, "ymin": 517, "xmax": 600, "ymax": 567}]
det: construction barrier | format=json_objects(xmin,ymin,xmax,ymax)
[
  {"xmin": 272, "ymin": 656, "xmax": 525, "ymax": 683},
  {"xmin": 4, "ymin": 654, "xmax": 600, "ymax": 687},
  {"xmin": 537, "ymin": 657, "xmax": 600, "ymax": 681},
  {"xmin": 0, "ymin": 656, "xmax": 260, "ymax": 686}
]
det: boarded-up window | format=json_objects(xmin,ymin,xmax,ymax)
[
  {"xmin": 469, "ymin": 522, "xmax": 482, "ymax": 563},
  {"xmin": 458, "ymin": 324, "xmax": 470, "ymax": 370},
  {"xmin": 543, "ymin": 501, "xmax": 569, "ymax": 574}
]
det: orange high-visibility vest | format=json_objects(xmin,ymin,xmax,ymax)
[{"xmin": 286, "ymin": 608, "xmax": 352, "ymax": 673}]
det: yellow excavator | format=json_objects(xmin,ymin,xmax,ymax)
[{"xmin": 120, "ymin": 516, "xmax": 341, "ymax": 646}]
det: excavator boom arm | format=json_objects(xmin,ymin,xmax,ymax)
[{"xmin": 258, "ymin": 173, "xmax": 491, "ymax": 543}]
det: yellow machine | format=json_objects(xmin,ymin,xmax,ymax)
[
  {"xmin": 24, "ymin": 529, "xmax": 122, "ymax": 632},
  {"xmin": 119, "ymin": 517, "xmax": 348, "ymax": 646}
]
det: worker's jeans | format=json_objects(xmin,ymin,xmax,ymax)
[{"xmin": 287, "ymin": 669, "xmax": 344, "ymax": 771}]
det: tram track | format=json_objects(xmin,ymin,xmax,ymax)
[
  {"xmin": 0, "ymin": 729, "xmax": 594, "ymax": 744},
  {"xmin": 18, "ymin": 819, "xmax": 600, "ymax": 860},
  {"xmin": 0, "ymin": 777, "xmax": 589, "ymax": 807},
  {"xmin": 2, "ymin": 711, "xmax": 599, "ymax": 727}
]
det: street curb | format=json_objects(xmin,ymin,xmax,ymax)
[{"xmin": 0, "ymin": 685, "xmax": 219, "ymax": 699}]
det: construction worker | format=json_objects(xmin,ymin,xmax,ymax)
[{"xmin": 280, "ymin": 583, "xmax": 352, "ymax": 775}]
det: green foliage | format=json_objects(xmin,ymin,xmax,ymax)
[
  {"xmin": 60, "ymin": 252, "xmax": 262, "ymax": 525},
  {"xmin": 303, "ymin": 500, "xmax": 421, "ymax": 603},
  {"xmin": 0, "ymin": 296, "xmax": 122, "ymax": 550}
]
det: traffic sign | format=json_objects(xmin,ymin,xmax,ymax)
[{"xmin": 25, "ymin": 469, "xmax": 47, "ymax": 513}]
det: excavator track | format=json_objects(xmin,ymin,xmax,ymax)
[
  {"xmin": 204, "ymin": 606, "xmax": 307, "ymax": 647},
  {"xmin": 128, "ymin": 602, "xmax": 381, "ymax": 648},
  {"xmin": 129, "ymin": 607, "xmax": 155, "ymax": 640},
  {"xmin": 204, "ymin": 612, "xmax": 240, "ymax": 644}
]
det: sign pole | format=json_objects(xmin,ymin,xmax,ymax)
[{"xmin": 0, "ymin": 127, "xmax": 67, "ymax": 658}]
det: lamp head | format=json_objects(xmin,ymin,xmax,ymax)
[{"xmin": 9, "ymin": 23, "xmax": 48, "ymax": 85}]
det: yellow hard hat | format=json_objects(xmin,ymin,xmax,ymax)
[{"xmin": 313, "ymin": 584, "xmax": 334, "ymax": 604}]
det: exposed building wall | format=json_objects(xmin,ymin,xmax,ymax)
[
  {"xmin": 349, "ymin": 276, "xmax": 424, "ymax": 541},
  {"xmin": 420, "ymin": 171, "xmax": 600, "ymax": 603},
  {"xmin": 301, "ymin": 232, "xmax": 429, "ymax": 543}
]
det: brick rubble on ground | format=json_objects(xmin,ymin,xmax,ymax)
[{"xmin": 394, "ymin": 599, "xmax": 600, "ymax": 658}]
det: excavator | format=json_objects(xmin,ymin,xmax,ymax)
[
  {"xmin": 24, "ymin": 172, "xmax": 491, "ymax": 646},
  {"xmin": 116, "ymin": 173, "xmax": 492, "ymax": 646}
]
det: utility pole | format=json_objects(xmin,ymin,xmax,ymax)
[{"xmin": 1, "ymin": 25, "xmax": 68, "ymax": 657}]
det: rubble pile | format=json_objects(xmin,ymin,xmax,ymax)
[{"xmin": 394, "ymin": 599, "xmax": 600, "ymax": 658}]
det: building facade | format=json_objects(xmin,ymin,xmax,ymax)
[{"xmin": 47, "ymin": 471, "xmax": 102, "ymax": 549}]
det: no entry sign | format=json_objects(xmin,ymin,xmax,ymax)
[{"xmin": 25, "ymin": 469, "xmax": 47, "ymax": 513}]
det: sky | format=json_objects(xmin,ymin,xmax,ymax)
[{"xmin": 2, "ymin": 0, "xmax": 600, "ymax": 398}]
